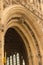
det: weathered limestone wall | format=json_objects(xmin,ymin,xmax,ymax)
[
  {"xmin": 0, "ymin": 31, "xmax": 2, "ymax": 65},
  {"xmin": 0, "ymin": 25, "xmax": 2, "ymax": 65}
]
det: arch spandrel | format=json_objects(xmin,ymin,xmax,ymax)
[{"xmin": 1, "ymin": 4, "xmax": 43, "ymax": 65}]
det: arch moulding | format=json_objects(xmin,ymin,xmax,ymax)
[{"xmin": 1, "ymin": 4, "xmax": 43, "ymax": 65}]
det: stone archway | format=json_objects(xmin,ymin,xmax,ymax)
[
  {"xmin": 2, "ymin": 4, "xmax": 42, "ymax": 65},
  {"xmin": 4, "ymin": 28, "xmax": 28, "ymax": 65}
]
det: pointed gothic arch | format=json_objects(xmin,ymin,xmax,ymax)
[{"xmin": 2, "ymin": 4, "xmax": 42, "ymax": 65}]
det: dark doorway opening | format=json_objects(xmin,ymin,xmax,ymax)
[{"xmin": 4, "ymin": 28, "xmax": 28, "ymax": 65}]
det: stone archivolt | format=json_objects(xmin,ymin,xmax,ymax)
[{"xmin": 0, "ymin": 0, "xmax": 43, "ymax": 65}]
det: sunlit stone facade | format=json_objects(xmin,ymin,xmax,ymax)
[{"xmin": 0, "ymin": 0, "xmax": 43, "ymax": 65}]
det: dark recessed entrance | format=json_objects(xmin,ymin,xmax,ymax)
[{"xmin": 4, "ymin": 28, "xmax": 28, "ymax": 65}]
